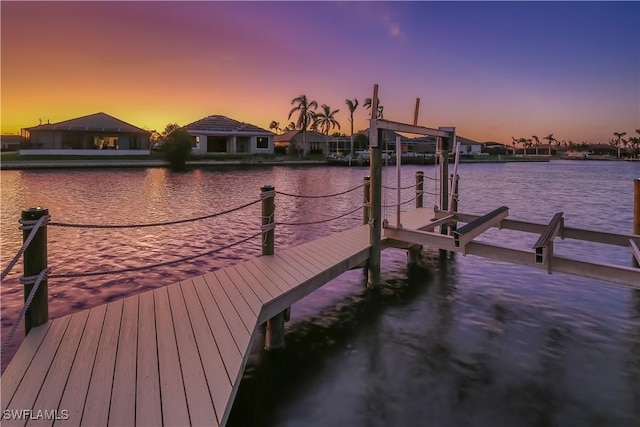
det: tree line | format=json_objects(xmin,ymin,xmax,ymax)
[
  {"xmin": 269, "ymin": 95, "xmax": 383, "ymax": 157},
  {"xmin": 510, "ymin": 129, "xmax": 640, "ymax": 158}
]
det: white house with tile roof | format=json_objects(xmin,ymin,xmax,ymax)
[
  {"xmin": 182, "ymin": 115, "xmax": 274, "ymax": 155},
  {"xmin": 20, "ymin": 112, "xmax": 151, "ymax": 155}
]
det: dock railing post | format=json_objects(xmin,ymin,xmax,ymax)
[
  {"xmin": 261, "ymin": 185, "xmax": 275, "ymax": 256},
  {"xmin": 21, "ymin": 207, "xmax": 49, "ymax": 334},
  {"xmin": 416, "ymin": 171, "xmax": 424, "ymax": 209},
  {"xmin": 363, "ymin": 176, "xmax": 371, "ymax": 225},
  {"xmin": 261, "ymin": 185, "xmax": 285, "ymax": 350},
  {"xmin": 634, "ymin": 178, "xmax": 639, "ymax": 236},
  {"xmin": 634, "ymin": 178, "xmax": 639, "ymax": 267},
  {"xmin": 450, "ymin": 174, "xmax": 459, "ymax": 233}
]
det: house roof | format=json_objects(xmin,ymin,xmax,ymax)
[
  {"xmin": 275, "ymin": 130, "xmax": 326, "ymax": 143},
  {"xmin": 25, "ymin": 112, "xmax": 149, "ymax": 134},
  {"xmin": 183, "ymin": 115, "xmax": 272, "ymax": 135}
]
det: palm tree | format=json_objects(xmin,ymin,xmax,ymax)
[
  {"xmin": 288, "ymin": 95, "xmax": 318, "ymax": 157},
  {"xmin": 613, "ymin": 132, "xmax": 627, "ymax": 158},
  {"xmin": 532, "ymin": 135, "xmax": 540, "ymax": 156},
  {"xmin": 511, "ymin": 137, "xmax": 518, "ymax": 155},
  {"xmin": 314, "ymin": 104, "xmax": 341, "ymax": 153},
  {"xmin": 345, "ymin": 98, "xmax": 358, "ymax": 156},
  {"xmin": 363, "ymin": 97, "xmax": 384, "ymax": 119},
  {"xmin": 269, "ymin": 120, "xmax": 281, "ymax": 135},
  {"xmin": 543, "ymin": 133, "xmax": 555, "ymax": 156},
  {"xmin": 283, "ymin": 122, "xmax": 297, "ymax": 132}
]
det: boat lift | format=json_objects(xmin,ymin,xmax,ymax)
[{"xmin": 366, "ymin": 84, "xmax": 640, "ymax": 289}]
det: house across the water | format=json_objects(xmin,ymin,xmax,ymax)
[
  {"xmin": 20, "ymin": 112, "xmax": 151, "ymax": 155},
  {"xmin": 182, "ymin": 115, "xmax": 274, "ymax": 154}
]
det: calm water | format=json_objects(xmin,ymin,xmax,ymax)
[{"xmin": 1, "ymin": 161, "xmax": 639, "ymax": 426}]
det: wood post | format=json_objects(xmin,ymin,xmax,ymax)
[
  {"xmin": 450, "ymin": 174, "xmax": 459, "ymax": 233},
  {"xmin": 261, "ymin": 185, "xmax": 285, "ymax": 350},
  {"xmin": 368, "ymin": 112, "xmax": 383, "ymax": 288},
  {"xmin": 634, "ymin": 178, "xmax": 639, "ymax": 268},
  {"xmin": 261, "ymin": 185, "xmax": 275, "ymax": 256},
  {"xmin": 634, "ymin": 178, "xmax": 639, "ymax": 235},
  {"xmin": 265, "ymin": 311, "xmax": 286, "ymax": 351},
  {"xmin": 21, "ymin": 207, "xmax": 49, "ymax": 334},
  {"xmin": 438, "ymin": 129, "xmax": 451, "ymax": 235},
  {"xmin": 416, "ymin": 171, "xmax": 424, "ymax": 209},
  {"xmin": 363, "ymin": 175, "xmax": 371, "ymax": 225}
]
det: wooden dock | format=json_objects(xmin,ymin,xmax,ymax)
[{"xmin": 1, "ymin": 208, "xmax": 432, "ymax": 427}]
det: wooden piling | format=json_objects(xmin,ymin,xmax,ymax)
[
  {"xmin": 450, "ymin": 174, "xmax": 459, "ymax": 233},
  {"xmin": 21, "ymin": 207, "xmax": 49, "ymax": 334},
  {"xmin": 261, "ymin": 185, "xmax": 285, "ymax": 350},
  {"xmin": 438, "ymin": 129, "xmax": 450, "ymax": 235},
  {"xmin": 634, "ymin": 178, "xmax": 639, "ymax": 235},
  {"xmin": 363, "ymin": 176, "xmax": 371, "ymax": 225},
  {"xmin": 261, "ymin": 185, "xmax": 275, "ymax": 256},
  {"xmin": 415, "ymin": 171, "xmax": 424, "ymax": 209},
  {"xmin": 368, "ymin": 85, "xmax": 382, "ymax": 288}
]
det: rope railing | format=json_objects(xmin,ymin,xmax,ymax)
[
  {"xmin": 275, "ymin": 183, "xmax": 363, "ymax": 199},
  {"xmin": 277, "ymin": 205, "xmax": 363, "ymax": 226},
  {"xmin": 382, "ymin": 196, "xmax": 418, "ymax": 208},
  {"xmin": 2, "ymin": 268, "xmax": 50, "ymax": 348},
  {"xmin": 382, "ymin": 183, "xmax": 418, "ymax": 190},
  {"xmin": 49, "ymin": 198, "xmax": 262, "ymax": 229},
  {"xmin": 47, "ymin": 231, "xmax": 262, "ymax": 279},
  {"xmin": 1, "ymin": 215, "xmax": 50, "ymax": 281}
]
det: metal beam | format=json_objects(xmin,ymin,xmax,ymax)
[
  {"xmin": 453, "ymin": 206, "xmax": 509, "ymax": 251},
  {"xmin": 630, "ymin": 239, "xmax": 640, "ymax": 266},
  {"xmin": 383, "ymin": 226, "xmax": 458, "ymax": 252},
  {"xmin": 533, "ymin": 212, "xmax": 563, "ymax": 266},
  {"xmin": 434, "ymin": 209, "xmax": 640, "ymax": 247},
  {"xmin": 464, "ymin": 241, "xmax": 640, "ymax": 288},
  {"xmin": 371, "ymin": 119, "xmax": 450, "ymax": 138}
]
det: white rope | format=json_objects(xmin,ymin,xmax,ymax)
[
  {"xmin": 1, "ymin": 215, "xmax": 50, "ymax": 281},
  {"xmin": 2, "ymin": 268, "xmax": 50, "ymax": 348},
  {"xmin": 260, "ymin": 190, "xmax": 276, "ymax": 199}
]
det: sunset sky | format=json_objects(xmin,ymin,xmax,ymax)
[{"xmin": 2, "ymin": 1, "xmax": 638, "ymax": 144}]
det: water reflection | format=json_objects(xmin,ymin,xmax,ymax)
[{"xmin": 1, "ymin": 162, "xmax": 639, "ymax": 425}]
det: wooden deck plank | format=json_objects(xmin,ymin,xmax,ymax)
[
  {"xmin": 283, "ymin": 244, "xmax": 333, "ymax": 272},
  {"xmin": 154, "ymin": 286, "xmax": 190, "ymax": 427},
  {"xmin": 27, "ymin": 310, "xmax": 90, "ymax": 427},
  {"xmin": 214, "ymin": 269, "xmax": 259, "ymax": 330},
  {"xmin": 249, "ymin": 257, "xmax": 299, "ymax": 290},
  {"xmin": 56, "ymin": 305, "xmax": 107, "ymax": 427},
  {"xmin": 227, "ymin": 264, "xmax": 273, "ymax": 304},
  {"xmin": 243, "ymin": 260, "xmax": 290, "ymax": 296},
  {"xmin": 191, "ymin": 275, "xmax": 243, "ymax": 382},
  {"xmin": 1, "ymin": 322, "xmax": 52, "ymax": 411},
  {"xmin": 180, "ymin": 279, "xmax": 233, "ymax": 426},
  {"xmin": 202, "ymin": 273, "xmax": 251, "ymax": 354},
  {"xmin": 4, "ymin": 316, "xmax": 71, "ymax": 419},
  {"xmin": 108, "ymin": 297, "xmax": 139, "ymax": 427},
  {"xmin": 135, "ymin": 291, "xmax": 162, "ymax": 427},
  {"xmin": 235, "ymin": 262, "xmax": 281, "ymax": 299},
  {"xmin": 257, "ymin": 254, "xmax": 311, "ymax": 285},
  {"xmin": 275, "ymin": 252, "xmax": 322, "ymax": 276},
  {"xmin": 81, "ymin": 300, "xmax": 124, "ymax": 426},
  {"xmin": 167, "ymin": 282, "xmax": 218, "ymax": 427}
]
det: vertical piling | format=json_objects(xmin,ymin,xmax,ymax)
[
  {"xmin": 368, "ymin": 97, "xmax": 383, "ymax": 288},
  {"xmin": 21, "ymin": 207, "xmax": 49, "ymax": 334},
  {"xmin": 634, "ymin": 178, "xmax": 639, "ymax": 235},
  {"xmin": 415, "ymin": 171, "xmax": 424, "ymax": 209},
  {"xmin": 450, "ymin": 174, "xmax": 459, "ymax": 233},
  {"xmin": 363, "ymin": 176, "xmax": 371, "ymax": 225},
  {"xmin": 261, "ymin": 185, "xmax": 285, "ymax": 350},
  {"xmin": 634, "ymin": 178, "xmax": 639, "ymax": 268},
  {"xmin": 438, "ymin": 129, "xmax": 450, "ymax": 234}
]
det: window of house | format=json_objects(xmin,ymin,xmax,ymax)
[
  {"xmin": 193, "ymin": 136, "xmax": 199, "ymax": 148},
  {"xmin": 256, "ymin": 137, "xmax": 269, "ymax": 149}
]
